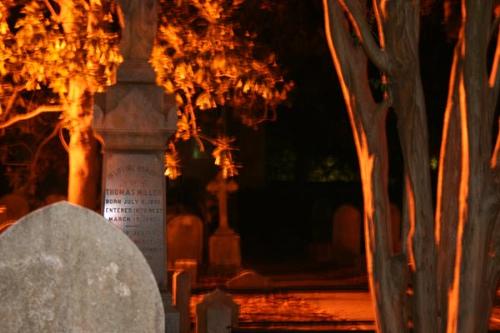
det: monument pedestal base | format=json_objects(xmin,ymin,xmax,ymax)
[{"xmin": 209, "ymin": 228, "xmax": 241, "ymax": 275}]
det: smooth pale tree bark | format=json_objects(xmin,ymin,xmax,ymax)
[
  {"xmin": 65, "ymin": 79, "xmax": 100, "ymax": 210},
  {"xmin": 323, "ymin": 1, "xmax": 406, "ymax": 332},
  {"xmin": 59, "ymin": 2, "xmax": 100, "ymax": 210}
]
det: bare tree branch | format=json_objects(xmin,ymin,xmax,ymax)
[
  {"xmin": 490, "ymin": 16, "xmax": 499, "ymax": 41},
  {"xmin": 492, "ymin": 118, "xmax": 500, "ymax": 172},
  {"xmin": 43, "ymin": 0, "xmax": 60, "ymax": 22},
  {"xmin": 323, "ymin": 0, "xmax": 358, "ymax": 71},
  {"xmin": 28, "ymin": 121, "xmax": 62, "ymax": 194},
  {"xmin": 58, "ymin": 126, "xmax": 69, "ymax": 153},
  {"xmin": 3, "ymin": 87, "xmax": 22, "ymax": 118},
  {"xmin": 338, "ymin": 0, "xmax": 391, "ymax": 73},
  {"xmin": 0, "ymin": 105, "xmax": 62, "ymax": 129}
]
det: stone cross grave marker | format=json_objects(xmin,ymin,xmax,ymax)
[
  {"xmin": 0, "ymin": 202, "xmax": 164, "ymax": 333},
  {"xmin": 206, "ymin": 173, "xmax": 238, "ymax": 232},
  {"xmin": 206, "ymin": 173, "xmax": 241, "ymax": 272},
  {"xmin": 332, "ymin": 204, "xmax": 362, "ymax": 266},
  {"xmin": 196, "ymin": 289, "xmax": 239, "ymax": 333}
]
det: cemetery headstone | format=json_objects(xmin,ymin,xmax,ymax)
[
  {"xmin": 332, "ymin": 204, "xmax": 362, "ymax": 266},
  {"xmin": 196, "ymin": 289, "xmax": 239, "ymax": 333},
  {"xmin": 167, "ymin": 214, "xmax": 204, "ymax": 268},
  {"xmin": 226, "ymin": 269, "xmax": 271, "ymax": 290},
  {"xmin": 0, "ymin": 193, "xmax": 29, "ymax": 221},
  {"xmin": 173, "ymin": 270, "xmax": 192, "ymax": 333},
  {"xmin": 94, "ymin": 0, "xmax": 176, "ymax": 296},
  {"xmin": 165, "ymin": 294, "xmax": 181, "ymax": 333},
  {"xmin": 206, "ymin": 173, "xmax": 241, "ymax": 273},
  {"xmin": 174, "ymin": 259, "xmax": 198, "ymax": 286},
  {"xmin": 0, "ymin": 202, "xmax": 164, "ymax": 332}
]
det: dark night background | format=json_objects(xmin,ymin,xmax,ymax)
[
  {"xmin": 0, "ymin": 1, "xmax": 461, "ymax": 272},
  {"xmin": 165, "ymin": 0, "xmax": 456, "ymax": 272}
]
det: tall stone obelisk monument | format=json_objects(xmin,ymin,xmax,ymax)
[{"xmin": 94, "ymin": 0, "xmax": 176, "ymax": 297}]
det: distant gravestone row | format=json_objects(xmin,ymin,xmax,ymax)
[{"xmin": 166, "ymin": 172, "xmax": 243, "ymax": 279}]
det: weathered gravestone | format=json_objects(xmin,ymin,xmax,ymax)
[
  {"xmin": 167, "ymin": 214, "xmax": 204, "ymax": 269},
  {"xmin": 94, "ymin": 0, "xmax": 177, "ymax": 295},
  {"xmin": 0, "ymin": 202, "xmax": 164, "ymax": 333},
  {"xmin": 196, "ymin": 289, "xmax": 239, "ymax": 333},
  {"xmin": 331, "ymin": 204, "xmax": 362, "ymax": 266},
  {"xmin": 206, "ymin": 173, "xmax": 241, "ymax": 274},
  {"xmin": 0, "ymin": 193, "xmax": 29, "ymax": 221},
  {"xmin": 174, "ymin": 259, "xmax": 198, "ymax": 286}
]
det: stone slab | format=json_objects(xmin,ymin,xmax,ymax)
[
  {"xmin": 167, "ymin": 214, "xmax": 203, "ymax": 268},
  {"xmin": 102, "ymin": 152, "xmax": 166, "ymax": 289},
  {"xmin": 174, "ymin": 259, "xmax": 198, "ymax": 286},
  {"xmin": 209, "ymin": 229, "xmax": 241, "ymax": 272},
  {"xmin": 332, "ymin": 205, "xmax": 362, "ymax": 266},
  {"xmin": 0, "ymin": 202, "xmax": 164, "ymax": 333},
  {"xmin": 173, "ymin": 270, "xmax": 191, "ymax": 333},
  {"xmin": 196, "ymin": 289, "xmax": 239, "ymax": 333}
]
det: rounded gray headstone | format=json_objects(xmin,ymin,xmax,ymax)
[{"xmin": 0, "ymin": 202, "xmax": 164, "ymax": 333}]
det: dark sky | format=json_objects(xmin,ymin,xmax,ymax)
[{"xmin": 233, "ymin": 0, "xmax": 454, "ymax": 185}]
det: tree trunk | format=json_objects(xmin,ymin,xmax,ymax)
[
  {"xmin": 378, "ymin": 2, "xmax": 438, "ymax": 331},
  {"xmin": 446, "ymin": 1, "xmax": 499, "ymax": 332},
  {"xmin": 323, "ymin": 1, "xmax": 406, "ymax": 331},
  {"xmin": 66, "ymin": 79, "xmax": 99, "ymax": 210},
  {"xmin": 435, "ymin": 40, "xmax": 462, "ymax": 331},
  {"xmin": 323, "ymin": 1, "xmax": 500, "ymax": 332},
  {"xmin": 58, "ymin": 2, "xmax": 100, "ymax": 210}
]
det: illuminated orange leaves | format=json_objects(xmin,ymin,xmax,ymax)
[
  {"xmin": 211, "ymin": 136, "xmax": 240, "ymax": 178},
  {"xmin": 152, "ymin": 0, "xmax": 292, "ymax": 128},
  {"xmin": 0, "ymin": 0, "xmax": 122, "ymax": 118},
  {"xmin": 152, "ymin": 0, "xmax": 292, "ymax": 177},
  {"xmin": 164, "ymin": 142, "xmax": 182, "ymax": 180}
]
